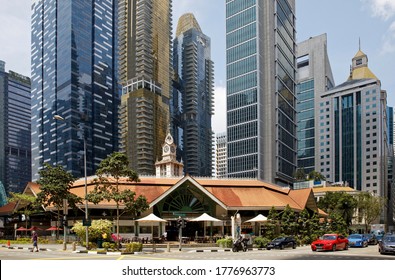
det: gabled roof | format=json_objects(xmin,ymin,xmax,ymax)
[
  {"xmin": 149, "ymin": 175, "xmax": 228, "ymax": 209},
  {"xmin": 0, "ymin": 202, "xmax": 16, "ymax": 215},
  {"xmin": 7, "ymin": 175, "xmax": 319, "ymax": 213}
]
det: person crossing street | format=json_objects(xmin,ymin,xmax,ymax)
[{"xmin": 32, "ymin": 231, "xmax": 39, "ymax": 252}]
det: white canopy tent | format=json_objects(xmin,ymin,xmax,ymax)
[
  {"xmin": 136, "ymin": 213, "xmax": 167, "ymax": 239},
  {"xmin": 191, "ymin": 213, "xmax": 220, "ymax": 241},
  {"xmin": 244, "ymin": 214, "xmax": 268, "ymax": 236}
]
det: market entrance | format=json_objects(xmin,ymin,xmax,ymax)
[{"xmin": 155, "ymin": 181, "xmax": 218, "ymax": 240}]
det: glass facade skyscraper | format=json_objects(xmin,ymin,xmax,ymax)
[
  {"xmin": 0, "ymin": 61, "xmax": 31, "ymax": 196},
  {"xmin": 119, "ymin": 0, "xmax": 172, "ymax": 175},
  {"xmin": 319, "ymin": 50, "xmax": 388, "ymax": 193},
  {"xmin": 226, "ymin": 0, "xmax": 296, "ymax": 185},
  {"xmin": 296, "ymin": 34, "xmax": 334, "ymax": 175},
  {"xmin": 31, "ymin": 0, "xmax": 119, "ymax": 180},
  {"xmin": 172, "ymin": 13, "xmax": 214, "ymax": 177}
]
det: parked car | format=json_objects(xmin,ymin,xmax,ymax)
[
  {"xmin": 378, "ymin": 233, "xmax": 395, "ymax": 255},
  {"xmin": 372, "ymin": 230, "xmax": 385, "ymax": 242},
  {"xmin": 348, "ymin": 234, "xmax": 368, "ymax": 247},
  {"xmin": 266, "ymin": 236, "xmax": 297, "ymax": 250},
  {"xmin": 311, "ymin": 234, "xmax": 348, "ymax": 251},
  {"xmin": 363, "ymin": 233, "xmax": 378, "ymax": 245}
]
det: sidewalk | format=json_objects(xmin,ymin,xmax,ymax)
[
  {"xmin": 1, "ymin": 242, "xmax": 233, "ymax": 254},
  {"xmin": 2, "ymin": 242, "xmax": 264, "ymax": 255},
  {"xmin": 2, "ymin": 242, "xmax": 86, "ymax": 252}
]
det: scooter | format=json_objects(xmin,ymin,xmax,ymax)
[{"xmin": 232, "ymin": 236, "xmax": 249, "ymax": 252}]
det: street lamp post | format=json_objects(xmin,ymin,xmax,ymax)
[{"xmin": 54, "ymin": 114, "xmax": 89, "ymax": 250}]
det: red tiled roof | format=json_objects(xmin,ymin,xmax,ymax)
[
  {"xmin": 14, "ymin": 175, "xmax": 317, "ymax": 212},
  {"xmin": 0, "ymin": 202, "xmax": 16, "ymax": 215}
]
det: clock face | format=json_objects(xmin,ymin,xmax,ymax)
[
  {"xmin": 166, "ymin": 134, "xmax": 173, "ymax": 144},
  {"xmin": 170, "ymin": 146, "xmax": 176, "ymax": 153},
  {"xmin": 163, "ymin": 145, "xmax": 170, "ymax": 153}
]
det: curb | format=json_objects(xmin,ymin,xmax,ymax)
[
  {"xmin": 194, "ymin": 248, "xmax": 266, "ymax": 253},
  {"xmin": 73, "ymin": 249, "xmax": 145, "ymax": 255},
  {"xmin": 2, "ymin": 245, "xmax": 52, "ymax": 252}
]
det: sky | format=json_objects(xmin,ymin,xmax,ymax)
[{"xmin": 1, "ymin": 0, "xmax": 395, "ymax": 135}]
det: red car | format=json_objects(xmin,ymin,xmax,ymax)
[{"xmin": 311, "ymin": 234, "xmax": 349, "ymax": 251}]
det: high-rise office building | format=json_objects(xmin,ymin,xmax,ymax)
[
  {"xmin": 119, "ymin": 0, "xmax": 172, "ymax": 175},
  {"xmin": 319, "ymin": 49, "xmax": 388, "ymax": 192},
  {"xmin": 319, "ymin": 49, "xmax": 390, "ymax": 224},
  {"xmin": 172, "ymin": 13, "xmax": 214, "ymax": 176},
  {"xmin": 215, "ymin": 132, "xmax": 228, "ymax": 178},
  {"xmin": 31, "ymin": 0, "xmax": 119, "ymax": 181},
  {"xmin": 296, "ymin": 34, "xmax": 335, "ymax": 175},
  {"xmin": 387, "ymin": 106, "xmax": 395, "ymax": 230},
  {"xmin": 226, "ymin": 0, "xmax": 297, "ymax": 185},
  {"xmin": 0, "ymin": 61, "xmax": 31, "ymax": 196}
]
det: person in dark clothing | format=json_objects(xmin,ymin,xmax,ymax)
[{"xmin": 32, "ymin": 231, "xmax": 39, "ymax": 252}]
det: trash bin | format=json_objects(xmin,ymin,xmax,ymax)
[{"xmin": 97, "ymin": 238, "xmax": 103, "ymax": 248}]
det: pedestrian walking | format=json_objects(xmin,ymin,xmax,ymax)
[{"xmin": 32, "ymin": 231, "xmax": 39, "ymax": 252}]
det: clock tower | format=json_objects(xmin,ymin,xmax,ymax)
[{"xmin": 155, "ymin": 132, "xmax": 184, "ymax": 177}]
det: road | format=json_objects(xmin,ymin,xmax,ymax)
[
  {"xmin": 1, "ymin": 243, "xmax": 394, "ymax": 260},
  {"xmin": 2, "ymin": 245, "xmax": 394, "ymax": 280}
]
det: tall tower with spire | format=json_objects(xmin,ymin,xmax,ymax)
[
  {"xmin": 155, "ymin": 132, "xmax": 184, "ymax": 177},
  {"xmin": 319, "ymin": 48, "xmax": 389, "ymax": 225}
]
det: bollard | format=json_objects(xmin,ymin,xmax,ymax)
[
  {"xmin": 7, "ymin": 240, "xmax": 10, "ymax": 247},
  {"xmin": 167, "ymin": 242, "xmax": 170, "ymax": 252},
  {"xmin": 72, "ymin": 241, "xmax": 76, "ymax": 251}
]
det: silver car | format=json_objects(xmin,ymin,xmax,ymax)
[{"xmin": 378, "ymin": 233, "xmax": 395, "ymax": 255}]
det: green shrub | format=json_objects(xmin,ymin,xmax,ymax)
[
  {"xmin": 71, "ymin": 219, "xmax": 112, "ymax": 243},
  {"xmin": 253, "ymin": 236, "xmax": 270, "ymax": 248},
  {"xmin": 216, "ymin": 238, "xmax": 233, "ymax": 248},
  {"xmin": 124, "ymin": 242, "xmax": 142, "ymax": 253},
  {"xmin": 103, "ymin": 242, "xmax": 117, "ymax": 251}
]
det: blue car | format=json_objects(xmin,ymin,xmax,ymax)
[{"xmin": 348, "ymin": 234, "xmax": 368, "ymax": 247}]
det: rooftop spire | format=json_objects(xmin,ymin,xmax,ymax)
[{"xmin": 348, "ymin": 47, "xmax": 378, "ymax": 80}]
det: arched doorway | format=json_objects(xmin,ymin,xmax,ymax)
[{"xmin": 155, "ymin": 183, "xmax": 217, "ymax": 240}]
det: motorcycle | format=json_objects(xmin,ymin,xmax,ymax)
[{"xmin": 232, "ymin": 236, "xmax": 249, "ymax": 252}]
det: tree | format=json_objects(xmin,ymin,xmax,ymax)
[
  {"xmin": 8, "ymin": 192, "xmax": 38, "ymax": 230},
  {"xmin": 355, "ymin": 192, "xmax": 385, "ymax": 232},
  {"xmin": 280, "ymin": 205, "xmax": 297, "ymax": 236},
  {"xmin": 308, "ymin": 170, "xmax": 326, "ymax": 182},
  {"xmin": 327, "ymin": 212, "xmax": 348, "ymax": 235},
  {"xmin": 72, "ymin": 219, "xmax": 113, "ymax": 246},
  {"xmin": 293, "ymin": 168, "xmax": 307, "ymax": 181},
  {"xmin": 295, "ymin": 209, "xmax": 322, "ymax": 245},
  {"xmin": 317, "ymin": 191, "xmax": 357, "ymax": 227},
  {"xmin": 36, "ymin": 163, "xmax": 82, "ymax": 237},
  {"xmin": 265, "ymin": 206, "xmax": 280, "ymax": 239},
  {"xmin": 86, "ymin": 152, "xmax": 149, "ymax": 248}
]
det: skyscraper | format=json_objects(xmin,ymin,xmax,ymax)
[
  {"xmin": 0, "ymin": 61, "xmax": 31, "ymax": 196},
  {"xmin": 319, "ymin": 49, "xmax": 389, "ymax": 224},
  {"xmin": 31, "ymin": 0, "xmax": 119, "ymax": 180},
  {"xmin": 119, "ymin": 0, "xmax": 172, "ymax": 175},
  {"xmin": 172, "ymin": 13, "xmax": 214, "ymax": 176},
  {"xmin": 215, "ymin": 132, "xmax": 228, "ymax": 178},
  {"xmin": 320, "ymin": 49, "xmax": 388, "ymax": 192},
  {"xmin": 226, "ymin": 0, "xmax": 297, "ymax": 185},
  {"xmin": 296, "ymin": 34, "xmax": 335, "ymax": 175}
]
